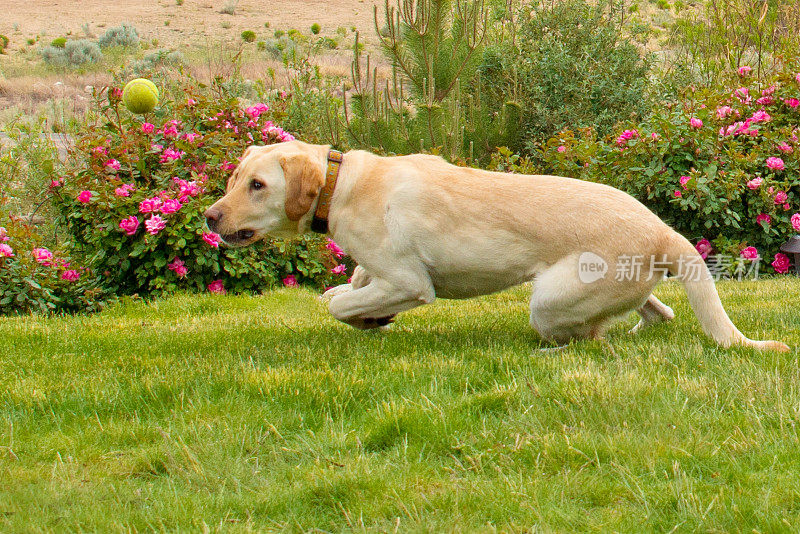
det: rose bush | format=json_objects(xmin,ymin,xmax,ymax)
[
  {"xmin": 536, "ymin": 65, "xmax": 800, "ymax": 274},
  {"xmin": 51, "ymin": 77, "xmax": 348, "ymax": 297}
]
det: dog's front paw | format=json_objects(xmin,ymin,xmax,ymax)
[
  {"xmin": 320, "ymin": 283, "xmax": 353, "ymax": 300},
  {"xmin": 342, "ymin": 315, "xmax": 396, "ymax": 330}
]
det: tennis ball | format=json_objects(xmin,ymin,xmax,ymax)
[{"xmin": 122, "ymin": 78, "xmax": 159, "ymax": 114}]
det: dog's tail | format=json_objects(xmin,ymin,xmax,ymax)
[{"xmin": 663, "ymin": 231, "xmax": 789, "ymax": 352}]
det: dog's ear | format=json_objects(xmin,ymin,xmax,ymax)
[{"xmin": 280, "ymin": 153, "xmax": 325, "ymax": 221}]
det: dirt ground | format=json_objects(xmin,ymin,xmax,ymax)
[{"xmin": 1, "ymin": 0, "xmax": 379, "ymax": 49}]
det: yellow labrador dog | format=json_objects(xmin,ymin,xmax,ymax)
[{"xmin": 205, "ymin": 140, "xmax": 788, "ymax": 352}]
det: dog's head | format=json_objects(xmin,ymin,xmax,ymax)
[{"xmin": 204, "ymin": 141, "xmax": 326, "ymax": 246}]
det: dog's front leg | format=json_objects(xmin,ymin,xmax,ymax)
[
  {"xmin": 320, "ymin": 265, "xmax": 372, "ymax": 300},
  {"xmin": 328, "ymin": 276, "xmax": 434, "ymax": 330}
]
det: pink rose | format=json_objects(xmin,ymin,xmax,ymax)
[
  {"xmin": 673, "ymin": 190, "xmax": 682, "ymax": 198},
  {"xmin": 160, "ymin": 198, "xmax": 183, "ymax": 214},
  {"xmin": 77, "ymin": 190, "xmax": 92, "ymax": 203},
  {"xmin": 283, "ymin": 275, "xmax": 298, "ymax": 287},
  {"xmin": 0, "ymin": 227, "xmax": 6, "ymax": 241},
  {"xmin": 0, "ymin": 243, "xmax": 14, "ymax": 258},
  {"xmin": 615, "ymin": 129, "xmax": 639, "ymax": 147},
  {"xmin": 651, "ymin": 133, "xmax": 659, "ymax": 140},
  {"xmin": 792, "ymin": 213, "xmax": 800, "ymax": 232},
  {"xmin": 92, "ymin": 146, "xmax": 108, "ymax": 157},
  {"xmin": 740, "ymin": 246, "xmax": 758, "ymax": 259},
  {"xmin": 167, "ymin": 257, "xmax": 188, "ymax": 278},
  {"xmin": 202, "ymin": 232, "xmax": 222, "ymax": 248},
  {"xmin": 746, "ymin": 176, "xmax": 763, "ymax": 190},
  {"xmin": 777, "ymin": 142, "xmax": 793, "ymax": 154},
  {"xmin": 119, "ymin": 215, "xmax": 140, "ymax": 236},
  {"xmin": 331, "ymin": 264, "xmax": 347, "ymax": 275},
  {"xmin": 738, "ymin": 65, "xmax": 751, "ymax": 76},
  {"xmin": 695, "ymin": 238, "xmax": 712, "ymax": 259},
  {"xmin": 105, "ymin": 159, "xmax": 121, "ymax": 171},
  {"xmin": 715, "ymin": 106, "xmax": 734, "ymax": 119},
  {"xmin": 689, "ymin": 117, "xmax": 703, "ymax": 129},
  {"xmin": 774, "ymin": 191, "xmax": 788, "ymax": 204},
  {"xmin": 750, "ymin": 110, "xmax": 771, "ymax": 123},
  {"xmin": 61, "ymin": 269, "xmax": 80, "ymax": 281},
  {"xmin": 796, "ymin": 73, "xmax": 800, "ymax": 85},
  {"xmin": 772, "ymin": 253, "xmax": 791, "ymax": 274},
  {"xmin": 144, "ymin": 215, "xmax": 166, "ymax": 235},
  {"xmin": 32, "ymin": 247, "xmax": 53, "ymax": 265},
  {"xmin": 766, "ymin": 157, "xmax": 785, "ymax": 171},
  {"xmin": 187, "ymin": 98, "xmax": 196, "ymax": 107},
  {"xmin": 784, "ymin": 98, "xmax": 800, "ymax": 109},
  {"xmin": 557, "ymin": 145, "xmax": 566, "ymax": 153},
  {"xmin": 756, "ymin": 213, "xmax": 771, "ymax": 226},
  {"xmin": 325, "ymin": 239, "xmax": 345, "ymax": 258},
  {"xmin": 207, "ymin": 279, "xmax": 226, "ymax": 294},
  {"xmin": 114, "ymin": 183, "xmax": 135, "ymax": 197},
  {"xmin": 139, "ymin": 197, "xmax": 163, "ymax": 213},
  {"xmin": 141, "ymin": 122, "xmax": 155, "ymax": 134},
  {"xmin": 679, "ymin": 175, "xmax": 691, "ymax": 188}
]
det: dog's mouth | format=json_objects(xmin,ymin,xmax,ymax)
[{"xmin": 220, "ymin": 229, "xmax": 258, "ymax": 246}]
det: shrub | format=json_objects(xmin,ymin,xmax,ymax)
[
  {"xmin": 310, "ymin": 23, "xmax": 321, "ymax": 35},
  {"xmin": 220, "ymin": 0, "xmax": 238, "ymax": 15},
  {"xmin": 257, "ymin": 41, "xmax": 267, "ymax": 51},
  {"xmin": 241, "ymin": 30, "xmax": 256, "ymax": 43},
  {"xmin": 494, "ymin": 0, "xmax": 651, "ymax": 148},
  {"xmin": 51, "ymin": 78, "xmax": 345, "ymax": 297},
  {"xmin": 50, "ymin": 37, "xmax": 67, "ymax": 48},
  {"xmin": 536, "ymin": 65, "xmax": 800, "ymax": 274},
  {"xmin": 40, "ymin": 39, "xmax": 102, "ymax": 67},
  {"xmin": 98, "ymin": 23, "xmax": 139, "ymax": 49},
  {"xmin": 274, "ymin": 29, "xmax": 285, "ymax": 38},
  {"xmin": 0, "ymin": 35, "xmax": 9, "ymax": 53}
]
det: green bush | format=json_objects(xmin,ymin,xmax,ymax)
[
  {"xmin": 50, "ymin": 37, "xmax": 67, "ymax": 48},
  {"xmin": 535, "ymin": 65, "xmax": 800, "ymax": 273},
  {"xmin": 310, "ymin": 23, "xmax": 321, "ymax": 35},
  {"xmin": 0, "ymin": 34, "xmax": 9, "ymax": 53},
  {"xmin": 494, "ymin": 0, "xmax": 651, "ymax": 149},
  {"xmin": 241, "ymin": 30, "xmax": 256, "ymax": 43},
  {"xmin": 51, "ymin": 78, "xmax": 344, "ymax": 297},
  {"xmin": 40, "ymin": 39, "xmax": 102, "ymax": 67},
  {"xmin": 98, "ymin": 23, "xmax": 139, "ymax": 49}
]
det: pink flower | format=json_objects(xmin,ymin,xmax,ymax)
[
  {"xmin": 715, "ymin": 106, "xmax": 735, "ymax": 119},
  {"xmin": 772, "ymin": 253, "xmax": 791, "ymax": 274},
  {"xmin": 0, "ymin": 243, "xmax": 14, "ymax": 258},
  {"xmin": 207, "ymin": 279, "xmax": 226, "ymax": 294},
  {"xmin": 167, "ymin": 257, "xmax": 188, "ymax": 278},
  {"xmin": 49, "ymin": 178, "xmax": 64, "ymax": 189},
  {"xmin": 160, "ymin": 198, "xmax": 183, "ymax": 214},
  {"xmin": 92, "ymin": 146, "xmax": 108, "ymax": 157},
  {"xmin": 615, "ymin": 129, "xmax": 639, "ymax": 147},
  {"xmin": 325, "ymin": 239, "xmax": 345, "ymax": 258},
  {"xmin": 766, "ymin": 157, "xmax": 785, "ymax": 171},
  {"xmin": 187, "ymin": 98, "xmax": 197, "ymax": 107},
  {"xmin": 144, "ymin": 215, "xmax": 166, "ymax": 235},
  {"xmin": 282, "ymin": 275, "xmax": 298, "ymax": 288},
  {"xmin": 220, "ymin": 160, "xmax": 237, "ymax": 172},
  {"xmin": 792, "ymin": 213, "xmax": 800, "ymax": 232},
  {"xmin": 796, "ymin": 73, "xmax": 800, "ymax": 85},
  {"xmin": 141, "ymin": 122, "xmax": 155, "ymax": 134},
  {"xmin": 651, "ymin": 132, "xmax": 659, "ymax": 140},
  {"xmin": 784, "ymin": 98, "xmax": 800, "ymax": 109},
  {"xmin": 245, "ymin": 103, "xmax": 269, "ymax": 119},
  {"xmin": 151, "ymin": 143, "xmax": 163, "ymax": 152},
  {"xmin": 32, "ymin": 247, "xmax": 53, "ymax": 265},
  {"xmin": 738, "ymin": 65, "xmax": 752, "ymax": 76},
  {"xmin": 689, "ymin": 117, "xmax": 703, "ymax": 129},
  {"xmin": 114, "ymin": 183, "xmax": 135, "ymax": 197},
  {"xmin": 679, "ymin": 175, "xmax": 691, "ymax": 188},
  {"xmin": 734, "ymin": 87, "xmax": 751, "ymax": 104},
  {"xmin": 673, "ymin": 190, "xmax": 682, "ymax": 198},
  {"xmin": 557, "ymin": 145, "xmax": 566, "ymax": 153},
  {"xmin": 784, "ymin": 203, "xmax": 791, "ymax": 211},
  {"xmin": 331, "ymin": 264, "xmax": 347, "ymax": 275},
  {"xmin": 749, "ymin": 110, "xmax": 771, "ymax": 123},
  {"xmin": 182, "ymin": 132, "xmax": 202, "ymax": 144},
  {"xmin": 740, "ymin": 246, "xmax": 758, "ymax": 260},
  {"xmin": 119, "ymin": 216, "xmax": 140, "ymax": 236},
  {"xmin": 105, "ymin": 159, "xmax": 121, "ymax": 171},
  {"xmin": 61, "ymin": 269, "xmax": 80, "ymax": 281},
  {"xmin": 775, "ymin": 142, "xmax": 792, "ymax": 154},
  {"xmin": 696, "ymin": 238, "xmax": 712, "ymax": 259},
  {"xmin": 77, "ymin": 190, "xmax": 92, "ymax": 203},
  {"xmin": 774, "ymin": 191, "xmax": 788, "ymax": 204},
  {"xmin": 746, "ymin": 176, "xmax": 763, "ymax": 190},
  {"xmin": 139, "ymin": 197, "xmax": 163, "ymax": 213},
  {"xmin": 202, "ymin": 232, "xmax": 222, "ymax": 248},
  {"xmin": 756, "ymin": 213, "xmax": 772, "ymax": 226},
  {"xmin": 160, "ymin": 148, "xmax": 185, "ymax": 163}
]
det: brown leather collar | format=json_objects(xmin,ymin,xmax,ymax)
[{"xmin": 310, "ymin": 149, "xmax": 343, "ymax": 234}]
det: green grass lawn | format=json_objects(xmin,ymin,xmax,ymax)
[{"xmin": 2, "ymin": 279, "xmax": 800, "ymax": 532}]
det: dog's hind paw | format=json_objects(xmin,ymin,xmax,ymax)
[{"xmin": 320, "ymin": 283, "xmax": 353, "ymax": 300}]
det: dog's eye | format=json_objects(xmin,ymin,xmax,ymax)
[{"xmin": 250, "ymin": 180, "xmax": 264, "ymax": 191}]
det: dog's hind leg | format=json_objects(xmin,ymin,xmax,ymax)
[{"xmin": 630, "ymin": 294, "xmax": 675, "ymax": 334}]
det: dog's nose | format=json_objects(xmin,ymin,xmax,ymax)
[{"xmin": 204, "ymin": 208, "xmax": 223, "ymax": 230}]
